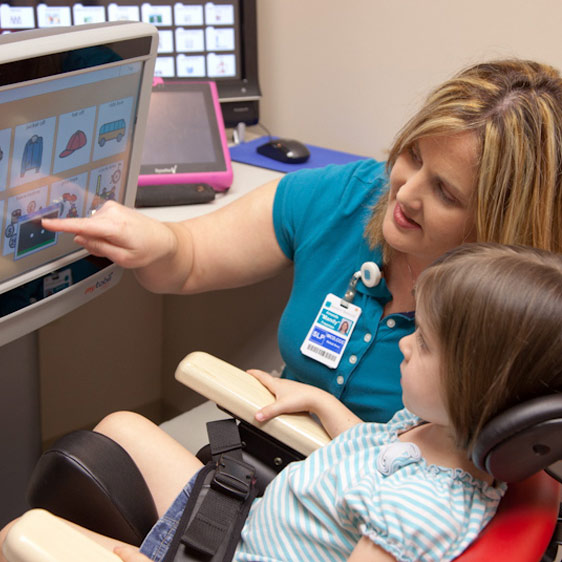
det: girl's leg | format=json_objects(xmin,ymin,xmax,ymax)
[{"xmin": 94, "ymin": 411, "xmax": 203, "ymax": 516}]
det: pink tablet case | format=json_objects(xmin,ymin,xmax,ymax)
[{"xmin": 138, "ymin": 80, "xmax": 233, "ymax": 191}]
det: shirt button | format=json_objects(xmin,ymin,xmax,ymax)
[
  {"xmin": 386, "ymin": 318, "xmax": 396, "ymax": 328},
  {"xmin": 349, "ymin": 355, "xmax": 357, "ymax": 364},
  {"xmin": 336, "ymin": 375, "xmax": 344, "ymax": 385},
  {"xmin": 364, "ymin": 333, "xmax": 372, "ymax": 343}
]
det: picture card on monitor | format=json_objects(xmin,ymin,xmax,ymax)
[{"xmin": 137, "ymin": 80, "xmax": 233, "ymax": 192}]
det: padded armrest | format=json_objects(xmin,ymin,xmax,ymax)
[
  {"xmin": 174, "ymin": 351, "xmax": 331, "ymax": 457},
  {"xmin": 3, "ymin": 509, "xmax": 120, "ymax": 562}
]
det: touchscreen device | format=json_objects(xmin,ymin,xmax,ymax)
[
  {"xmin": 137, "ymin": 80, "xmax": 233, "ymax": 191},
  {"xmin": 0, "ymin": 22, "xmax": 158, "ymax": 345}
]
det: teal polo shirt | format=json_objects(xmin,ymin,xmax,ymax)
[{"xmin": 273, "ymin": 159, "xmax": 414, "ymax": 422}]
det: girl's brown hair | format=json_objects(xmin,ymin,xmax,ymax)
[
  {"xmin": 415, "ymin": 243, "xmax": 562, "ymax": 452},
  {"xmin": 368, "ymin": 60, "xmax": 562, "ymax": 261}
]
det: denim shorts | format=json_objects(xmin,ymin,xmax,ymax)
[{"xmin": 139, "ymin": 471, "xmax": 199, "ymax": 562}]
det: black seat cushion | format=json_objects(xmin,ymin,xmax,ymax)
[{"xmin": 27, "ymin": 430, "xmax": 158, "ymax": 546}]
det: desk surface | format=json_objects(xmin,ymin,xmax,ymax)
[{"xmin": 137, "ymin": 162, "xmax": 283, "ymax": 223}]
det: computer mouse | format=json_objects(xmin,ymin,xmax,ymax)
[{"xmin": 256, "ymin": 138, "xmax": 310, "ymax": 164}]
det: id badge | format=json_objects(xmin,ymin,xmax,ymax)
[{"xmin": 300, "ymin": 293, "xmax": 362, "ymax": 369}]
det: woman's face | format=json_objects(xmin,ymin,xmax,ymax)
[{"xmin": 383, "ymin": 132, "xmax": 478, "ymax": 267}]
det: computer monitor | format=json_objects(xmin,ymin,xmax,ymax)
[
  {"xmin": 0, "ymin": 21, "xmax": 158, "ymax": 346},
  {"xmin": 0, "ymin": 0, "xmax": 261, "ymax": 127}
]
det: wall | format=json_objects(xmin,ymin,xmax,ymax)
[
  {"xmin": 255, "ymin": 0, "xmax": 562, "ymax": 160},
  {"xmin": 37, "ymin": 268, "xmax": 291, "ymax": 444},
  {"xmin": 0, "ymin": 333, "xmax": 41, "ymax": 524},
  {"xmin": 38, "ymin": 271, "xmax": 163, "ymax": 444},
  {"xmin": 36, "ymin": 266, "xmax": 291, "ymax": 445},
  {"xmin": 160, "ymin": 269, "xmax": 293, "ymax": 414}
]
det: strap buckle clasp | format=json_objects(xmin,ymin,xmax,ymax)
[{"xmin": 212, "ymin": 454, "xmax": 255, "ymax": 500}]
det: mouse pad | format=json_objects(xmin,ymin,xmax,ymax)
[{"xmin": 229, "ymin": 136, "xmax": 367, "ymax": 173}]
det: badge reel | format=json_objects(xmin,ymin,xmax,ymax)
[{"xmin": 300, "ymin": 262, "xmax": 381, "ymax": 369}]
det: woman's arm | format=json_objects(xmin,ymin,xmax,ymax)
[
  {"xmin": 42, "ymin": 178, "xmax": 290, "ymax": 295},
  {"xmin": 347, "ymin": 536, "xmax": 396, "ymax": 562},
  {"xmin": 249, "ymin": 370, "xmax": 362, "ymax": 439}
]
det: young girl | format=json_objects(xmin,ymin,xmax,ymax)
[{"xmin": 2, "ymin": 243, "xmax": 561, "ymax": 562}]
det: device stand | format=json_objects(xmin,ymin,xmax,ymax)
[{"xmin": 0, "ymin": 332, "xmax": 42, "ymax": 527}]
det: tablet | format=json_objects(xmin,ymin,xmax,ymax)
[{"xmin": 138, "ymin": 80, "xmax": 233, "ymax": 191}]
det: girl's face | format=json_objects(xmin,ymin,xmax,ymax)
[
  {"xmin": 383, "ymin": 132, "xmax": 478, "ymax": 268},
  {"xmin": 398, "ymin": 311, "xmax": 449, "ymax": 425}
]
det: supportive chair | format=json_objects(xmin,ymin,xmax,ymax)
[{"xmin": 6, "ymin": 352, "xmax": 562, "ymax": 561}]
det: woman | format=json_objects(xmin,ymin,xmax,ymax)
[{"xmin": 43, "ymin": 59, "xmax": 562, "ymax": 422}]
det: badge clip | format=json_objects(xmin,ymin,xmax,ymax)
[{"xmin": 342, "ymin": 262, "xmax": 381, "ymax": 306}]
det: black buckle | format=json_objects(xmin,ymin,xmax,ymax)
[{"xmin": 211, "ymin": 454, "xmax": 255, "ymax": 500}]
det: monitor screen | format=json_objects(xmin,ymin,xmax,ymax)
[
  {"xmin": 0, "ymin": 0, "xmax": 260, "ymax": 112},
  {"xmin": 1, "ymin": 0, "xmax": 238, "ymax": 80},
  {"xmin": 0, "ymin": 22, "xmax": 158, "ymax": 297},
  {"xmin": 141, "ymin": 86, "xmax": 222, "ymax": 168}
]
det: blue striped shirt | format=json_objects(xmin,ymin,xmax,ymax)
[{"xmin": 234, "ymin": 409, "xmax": 506, "ymax": 562}]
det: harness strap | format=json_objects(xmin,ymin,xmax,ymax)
[
  {"xmin": 163, "ymin": 419, "xmax": 258, "ymax": 562},
  {"xmin": 207, "ymin": 419, "xmax": 245, "ymax": 461},
  {"xmin": 181, "ymin": 457, "xmax": 254, "ymax": 557}
]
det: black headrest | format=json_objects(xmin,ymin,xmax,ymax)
[{"xmin": 471, "ymin": 394, "xmax": 562, "ymax": 483}]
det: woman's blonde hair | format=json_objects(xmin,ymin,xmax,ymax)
[
  {"xmin": 415, "ymin": 243, "xmax": 562, "ymax": 453},
  {"xmin": 367, "ymin": 59, "xmax": 562, "ymax": 260}
]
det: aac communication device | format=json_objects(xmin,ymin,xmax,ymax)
[{"xmin": 0, "ymin": 21, "xmax": 158, "ymax": 345}]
